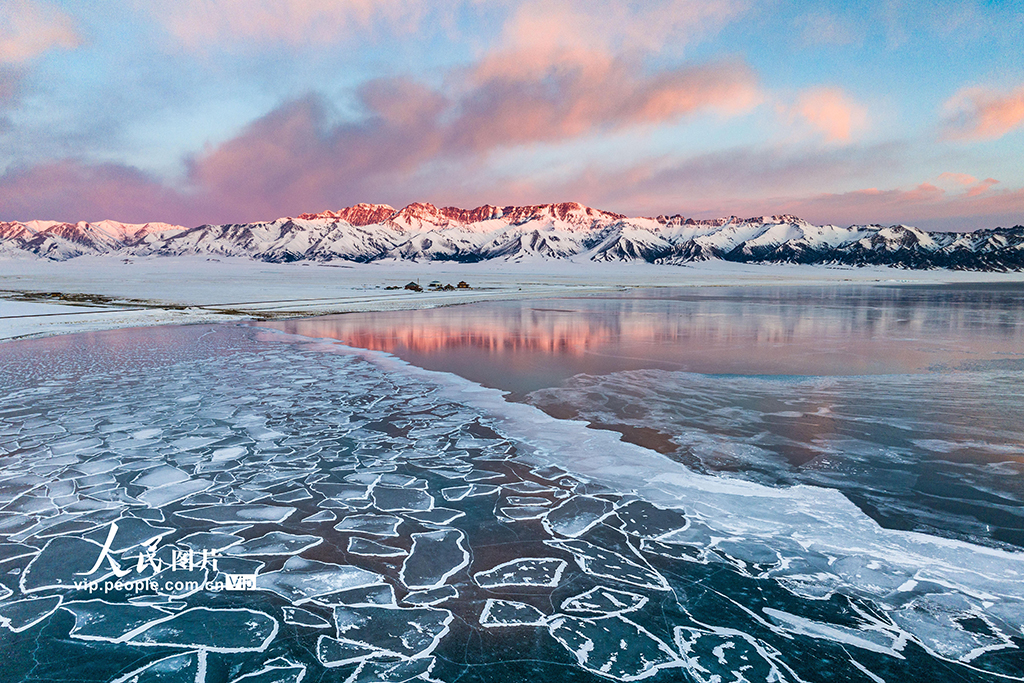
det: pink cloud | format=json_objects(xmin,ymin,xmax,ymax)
[
  {"xmin": 2, "ymin": 144, "xmax": 1020, "ymax": 233},
  {"xmin": 471, "ymin": 0, "xmax": 749, "ymax": 89},
  {"xmin": 598, "ymin": 0, "xmax": 748, "ymax": 54},
  {"xmin": 495, "ymin": 143, "xmax": 1021, "ymax": 231},
  {"xmin": 0, "ymin": 0, "xmax": 79, "ymax": 64},
  {"xmin": 792, "ymin": 87, "xmax": 867, "ymax": 143},
  {"xmin": 182, "ymin": 52, "xmax": 760, "ymax": 221},
  {"xmin": 0, "ymin": 0, "xmax": 763, "ymax": 229},
  {"xmin": 184, "ymin": 91, "xmax": 447, "ymax": 222},
  {"xmin": 777, "ymin": 183, "xmax": 1024, "ymax": 229},
  {"xmin": 450, "ymin": 3, "xmax": 760, "ymax": 148},
  {"xmin": 935, "ymin": 173, "xmax": 1001, "ymax": 198},
  {"xmin": 133, "ymin": 0, "xmax": 761, "ymax": 223},
  {"xmin": 0, "ymin": 2, "xmax": 1016, "ymax": 236},
  {"xmin": 153, "ymin": 0, "xmax": 446, "ymax": 48},
  {"xmin": 966, "ymin": 177, "xmax": 999, "ymax": 197},
  {"xmin": 0, "ymin": 160, "xmax": 194, "ymax": 224},
  {"xmin": 937, "ymin": 171, "xmax": 977, "ymax": 186},
  {"xmin": 486, "ymin": 0, "xmax": 746, "ymax": 65},
  {"xmin": 453, "ymin": 59, "xmax": 760, "ymax": 152},
  {"xmin": 543, "ymin": 143, "xmax": 911, "ymax": 213},
  {"xmin": 942, "ymin": 84, "xmax": 1024, "ymax": 141},
  {"xmin": 155, "ymin": 0, "xmax": 750, "ymax": 54},
  {"xmin": 361, "ymin": 78, "xmax": 447, "ymax": 128},
  {"xmin": 633, "ymin": 63, "xmax": 762, "ymax": 120}
]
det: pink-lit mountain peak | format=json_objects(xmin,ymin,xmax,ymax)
[
  {"xmin": 3, "ymin": 203, "xmax": 1021, "ymax": 269},
  {"xmin": 298, "ymin": 203, "xmax": 397, "ymax": 226},
  {"xmin": 298, "ymin": 201, "xmax": 628, "ymax": 232}
]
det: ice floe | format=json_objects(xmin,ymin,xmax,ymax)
[
  {"xmin": 109, "ymin": 651, "xmax": 206, "ymax": 683},
  {"xmin": 225, "ymin": 531, "xmax": 322, "ymax": 556},
  {"xmin": 0, "ymin": 594, "xmax": 62, "ymax": 632},
  {"xmin": 176, "ymin": 505, "xmax": 296, "ymax": 524},
  {"xmin": 560, "ymin": 587, "xmax": 648, "ymax": 616},
  {"xmin": 400, "ymin": 529, "xmax": 469, "ymax": 590},
  {"xmin": 546, "ymin": 540, "xmax": 670, "ymax": 591},
  {"xmin": 347, "ymin": 537, "xmax": 407, "ymax": 557},
  {"xmin": 403, "ymin": 507, "xmax": 465, "ymax": 526},
  {"xmin": 335, "ymin": 514, "xmax": 403, "ymax": 537},
  {"xmin": 345, "ymin": 656, "xmax": 437, "ymax": 682},
  {"xmin": 131, "ymin": 465, "xmax": 191, "ymax": 489},
  {"xmin": 64, "ymin": 599, "xmax": 171, "ymax": 642},
  {"xmin": 473, "ymin": 558, "xmax": 566, "ymax": 588},
  {"xmin": 402, "ymin": 585, "xmax": 458, "ymax": 607},
  {"xmin": 310, "ymin": 583, "xmax": 396, "ymax": 607},
  {"xmin": 282, "ymin": 606, "xmax": 332, "ymax": 629},
  {"xmin": 300, "ymin": 510, "xmax": 337, "ymax": 523},
  {"xmin": 332, "ymin": 605, "xmax": 453, "ymax": 659},
  {"xmin": 440, "ymin": 484, "xmax": 498, "ymax": 501},
  {"xmin": 177, "ymin": 531, "xmax": 243, "ymax": 552},
  {"xmin": 613, "ymin": 501, "xmax": 689, "ymax": 540},
  {"xmin": 316, "ymin": 636, "xmax": 380, "ymax": 668},
  {"xmin": 674, "ymin": 626, "xmax": 795, "ymax": 683},
  {"xmin": 497, "ymin": 505, "xmax": 549, "ymax": 521},
  {"xmin": 140, "ymin": 479, "xmax": 214, "ymax": 508},
  {"xmin": 371, "ymin": 486, "xmax": 434, "ymax": 512},
  {"xmin": 479, "ymin": 599, "xmax": 547, "ymax": 628},
  {"xmin": 763, "ymin": 606, "xmax": 906, "ymax": 657},
  {"xmin": 125, "ymin": 607, "xmax": 279, "ymax": 652},
  {"xmin": 548, "ymin": 614, "xmax": 681, "ymax": 681},
  {"xmin": 20, "ymin": 536, "xmax": 114, "ymax": 592},
  {"xmin": 542, "ymin": 495, "xmax": 615, "ymax": 537},
  {"xmin": 230, "ymin": 657, "xmax": 307, "ymax": 683},
  {"xmin": 252, "ymin": 556, "xmax": 383, "ymax": 603}
]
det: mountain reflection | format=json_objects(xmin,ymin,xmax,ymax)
[{"xmin": 262, "ymin": 286, "xmax": 1024, "ymax": 395}]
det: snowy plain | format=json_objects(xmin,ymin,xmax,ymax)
[{"xmin": 3, "ymin": 255, "xmax": 1024, "ymax": 341}]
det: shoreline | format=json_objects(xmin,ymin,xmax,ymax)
[{"xmin": 2, "ymin": 255, "xmax": 1023, "ymax": 341}]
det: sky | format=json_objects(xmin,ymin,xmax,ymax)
[{"xmin": 0, "ymin": 0, "xmax": 1022, "ymax": 230}]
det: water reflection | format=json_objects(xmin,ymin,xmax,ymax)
[
  {"xmin": 263, "ymin": 284, "xmax": 1024, "ymax": 396},
  {"xmin": 261, "ymin": 284, "xmax": 1024, "ymax": 548}
]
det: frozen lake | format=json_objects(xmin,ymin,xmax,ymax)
[
  {"xmin": 269, "ymin": 284, "xmax": 1024, "ymax": 549},
  {"xmin": 268, "ymin": 284, "xmax": 1024, "ymax": 393},
  {"xmin": 0, "ymin": 285, "xmax": 1021, "ymax": 682}
]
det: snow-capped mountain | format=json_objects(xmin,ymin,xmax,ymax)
[
  {"xmin": 2, "ymin": 202, "xmax": 1022, "ymax": 270},
  {"xmin": 0, "ymin": 219, "xmax": 183, "ymax": 260}
]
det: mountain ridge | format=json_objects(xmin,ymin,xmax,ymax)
[{"xmin": 2, "ymin": 201, "xmax": 1022, "ymax": 270}]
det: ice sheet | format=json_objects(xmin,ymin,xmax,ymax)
[{"xmin": 0, "ymin": 322, "xmax": 1021, "ymax": 683}]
